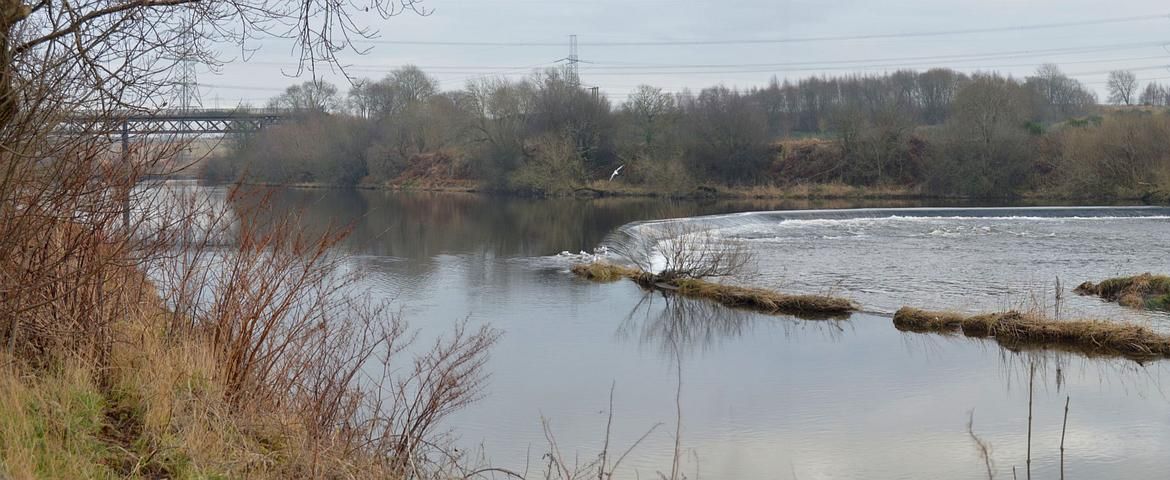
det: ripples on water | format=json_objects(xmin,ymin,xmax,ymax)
[{"xmin": 603, "ymin": 207, "xmax": 1170, "ymax": 323}]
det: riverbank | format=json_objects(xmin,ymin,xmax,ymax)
[
  {"xmin": 0, "ymin": 199, "xmax": 492, "ymax": 478},
  {"xmin": 0, "ymin": 271, "xmax": 404, "ymax": 478},
  {"xmin": 218, "ymin": 178, "xmax": 1169, "ymax": 206}
]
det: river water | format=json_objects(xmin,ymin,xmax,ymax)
[{"xmin": 215, "ymin": 187, "xmax": 1170, "ymax": 479}]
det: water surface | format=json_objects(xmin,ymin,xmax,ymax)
[{"xmin": 249, "ymin": 188, "xmax": 1170, "ymax": 479}]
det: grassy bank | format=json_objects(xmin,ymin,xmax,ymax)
[
  {"xmin": 1, "ymin": 187, "xmax": 497, "ymax": 479},
  {"xmin": 571, "ymin": 262, "xmax": 858, "ymax": 318},
  {"xmin": 227, "ymin": 177, "xmax": 933, "ymax": 200},
  {"xmin": 1075, "ymin": 273, "xmax": 1170, "ymax": 311},
  {"xmin": 893, "ymin": 307, "xmax": 1170, "ymax": 361},
  {"xmin": 0, "ymin": 282, "xmax": 399, "ymax": 479}
]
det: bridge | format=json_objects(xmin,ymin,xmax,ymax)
[
  {"xmin": 116, "ymin": 108, "xmax": 294, "ymax": 135},
  {"xmin": 61, "ymin": 107, "xmax": 296, "ymax": 137},
  {"xmin": 52, "ymin": 108, "xmax": 298, "ymax": 228}
]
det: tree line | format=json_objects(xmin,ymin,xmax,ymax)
[{"xmin": 205, "ymin": 64, "xmax": 1170, "ymax": 199}]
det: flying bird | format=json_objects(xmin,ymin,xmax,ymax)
[{"xmin": 609, "ymin": 164, "xmax": 625, "ymax": 182}]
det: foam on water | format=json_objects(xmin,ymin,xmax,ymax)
[{"xmin": 598, "ymin": 206, "xmax": 1170, "ymax": 322}]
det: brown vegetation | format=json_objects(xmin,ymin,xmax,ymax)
[
  {"xmin": 572, "ymin": 262, "xmax": 858, "ymax": 318},
  {"xmin": 381, "ymin": 151, "xmax": 477, "ymax": 191},
  {"xmin": 1075, "ymin": 273, "xmax": 1170, "ymax": 311},
  {"xmin": 570, "ymin": 262, "xmax": 644, "ymax": 283},
  {"xmin": 893, "ymin": 307, "xmax": 1170, "ymax": 361},
  {"xmin": 672, "ymin": 279, "xmax": 859, "ymax": 317},
  {"xmin": 2, "ymin": 186, "xmax": 501, "ymax": 478},
  {"xmin": 0, "ymin": 1, "xmax": 510, "ymax": 477}
]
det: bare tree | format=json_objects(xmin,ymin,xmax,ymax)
[
  {"xmin": 1027, "ymin": 64, "xmax": 1096, "ymax": 118},
  {"xmin": 624, "ymin": 85, "xmax": 677, "ymax": 146},
  {"xmin": 1140, "ymin": 82, "xmax": 1169, "ymax": 106},
  {"xmin": 1107, "ymin": 70, "xmax": 1138, "ymax": 105},
  {"xmin": 609, "ymin": 222, "xmax": 752, "ymax": 283},
  {"xmin": 388, "ymin": 65, "xmax": 440, "ymax": 106},
  {"xmin": 350, "ymin": 65, "xmax": 440, "ymax": 120},
  {"xmin": 684, "ymin": 85, "xmax": 770, "ymax": 184},
  {"xmin": 270, "ymin": 79, "xmax": 341, "ymax": 113}
]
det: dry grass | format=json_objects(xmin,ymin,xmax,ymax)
[
  {"xmin": 672, "ymin": 279, "xmax": 859, "ymax": 317},
  {"xmin": 1075, "ymin": 273, "xmax": 1170, "ymax": 311},
  {"xmin": 572, "ymin": 262, "xmax": 858, "ymax": 318},
  {"xmin": 1, "ymin": 274, "xmax": 381, "ymax": 479},
  {"xmin": 570, "ymin": 262, "xmax": 645, "ymax": 283},
  {"xmin": 0, "ymin": 306, "xmax": 301, "ymax": 479},
  {"xmin": 894, "ymin": 307, "xmax": 1170, "ymax": 360},
  {"xmin": 892, "ymin": 307, "xmax": 968, "ymax": 333},
  {"xmin": 1, "ymin": 189, "xmax": 498, "ymax": 479},
  {"xmin": 0, "ymin": 358, "xmax": 114, "ymax": 479},
  {"xmin": 2, "ymin": 262, "xmax": 493, "ymax": 479}
]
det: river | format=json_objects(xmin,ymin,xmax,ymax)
[{"xmin": 194, "ymin": 186, "xmax": 1170, "ymax": 479}]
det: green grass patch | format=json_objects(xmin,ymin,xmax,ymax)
[{"xmin": 0, "ymin": 362, "xmax": 120, "ymax": 479}]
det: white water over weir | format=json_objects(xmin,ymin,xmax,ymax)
[{"xmin": 599, "ymin": 206, "xmax": 1170, "ymax": 323}]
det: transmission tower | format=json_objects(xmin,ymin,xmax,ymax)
[
  {"xmin": 177, "ymin": 14, "xmax": 202, "ymax": 112},
  {"xmin": 174, "ymin": 12, "xmax": 202, "ymax": 167},
  {"xmin": 568, "ymin": 34, "xmax": 580, "ymax": 88},
  {"xmin": 178, "ymin": 62, "xmax": 201, "ymax": 112}
]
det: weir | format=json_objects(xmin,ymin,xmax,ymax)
[{"xmin": 602, "ymin": 205, "xmax": 1170, "ymax": 256}]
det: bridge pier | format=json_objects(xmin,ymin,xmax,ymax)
[
  {"xmin": 121, "ymin": 122, "xmax": 130, "ymax": 231},
  {"xmin": 63, "ymin": 109, "xmax": 293, "ymax": 232}
]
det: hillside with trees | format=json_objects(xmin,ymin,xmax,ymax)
[{"xmin": 204, "ymin": 65, "xmax": 1170, "ymax": 201}]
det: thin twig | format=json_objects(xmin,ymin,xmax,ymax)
[
  {"xmin": 1060, "ymin": 395, "xmax": 1070, "ymax": 480},
  {"xmin": 967, "ymin": 410, "xmax": 994, "ymax": 480},
  {"xmin": 1026, "ymin": 361, "xmax": 1035, "ymax": 480}
]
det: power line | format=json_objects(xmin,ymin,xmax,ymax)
[
  {"xmin": 359, "ymin": 14, "xmax": 1170, "ymax": 47},
  {"xmin": 575, "ymin": 63, "xmax": 1170, "ymax": 77},
  {"xmin": 235, "ymin": 40, "xmax": 1167, "ymax": 75},
  {"xmin": 580, "ymin": 43, "xmax": 1170, "ymax": 70}
]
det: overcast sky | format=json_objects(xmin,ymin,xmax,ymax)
[{"xmin": 197, "ymin": 0, "xmax": 1170, "ymax": 108}]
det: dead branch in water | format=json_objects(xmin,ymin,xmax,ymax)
[
  {"xmin": 1026, "ymin": 361, "xmax": 1034, "ymax": 480},
  {"xmin": 1060, "ymin": 395, "xmax": 1070, "ymax": 480},
  {"xmin": 967, "ymin": 410, "xmax": 995, "ymax": 480},
  {"xmin": 606, "ymin": 222, "xmax": 752, "ymax": 284},
  {"xmin": 577, "ymin": 222, "xmax": 856, "ymax": 317}
]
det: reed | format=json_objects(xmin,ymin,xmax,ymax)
[
  {"xmin": 1075, "ymin": 273, "xmax": 1170, "ymax": 311},
  {"xmin": 570, "ymin": 262, "xmax": 644, "ymax": 283},
  {"xmin": 893, "ymin": 307, "xmax": 1170, "ymax": 360},
  {"xmin": 672, "ymin": 279, "xmax": 859, "ymax": 317},
  {"xmin": 572, "ymin": 262, "xmax": 859, "ymax": 317}
]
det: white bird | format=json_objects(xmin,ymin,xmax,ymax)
[{"xmin": 609, "ymin": 164, "xmax": 625, "ymax": 182}]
